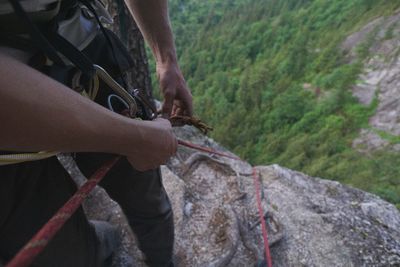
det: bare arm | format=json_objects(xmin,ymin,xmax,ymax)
[
  {"xmin": 0, "ymin": 52, "xmax": 176, "ymax": 170},
  {"xmin": 124, "ymin": 0, "xmax": 193, "ymax": 118}
]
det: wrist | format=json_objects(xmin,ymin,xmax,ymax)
[
  {"xmin": 156, "ymin": 59, "xmax": 182, "ymax": 80},
  {"xmin": 92, "ymin": 114, "xmax": 146, "ymax": 157},
  {"xmin": 155, "ymin": 49, "xmax": 178, "ymax": 69}
]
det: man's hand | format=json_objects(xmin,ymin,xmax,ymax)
[
  {"xmin": 123, "ymin": 0, "xmax": 193, "ymax": 118},
  {"xmin": 122, "ymin": 0, "xmax": 193, "ymax": 169},
  {"xmin": 157, "ymin": 62, "xmax": 193, "ymax": 119},
  {"xmin": 126, "ymin": 118, "xmax": 177, "ymax": 171}
]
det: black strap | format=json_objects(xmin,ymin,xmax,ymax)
[
  {"xmin": 79, "ymin": 0, "xmax": 128, "ymax": 87},
  {"xmin": 8, "ymin": 0, "xmax": 64, "ymax": 65},
  {"xmin": 46, "ymin": 31, "xmax": 95, "ymax": 79},
  {"xmin": 8, "ymin": 0, "xmax": 95, "ymax": 80}
]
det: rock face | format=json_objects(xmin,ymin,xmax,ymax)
[
  {"xmin": 342, "ymin": 10, "xmax": 400, "ymax": 152},
  {"xmin": 56, "ymin": 9, "xmax": 400, "ymax": 267},
  {"xmin": 63, "ymin": 126, "xmax": 400, "ymax": 267}
]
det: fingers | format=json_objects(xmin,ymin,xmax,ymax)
[
  {"xmin": 159, "ymin": 65, "xmax": 193, "ymax": 118},
  {"xmin": 152, "ymin": 118, "xmax": 177, "ymax": 154},
  {"xmin": 178, "ymin": 88, "xmax": 193, "ymax": 117},
  {"xmin": 172, "ymin": 100, "xmax": 183, "ymax": 116},
  {"xmin": 153, "ymin": 117, "xmax": 170, "ymax": 124},
  {"xmin": 164, "ymin": 87, "xmax": 193, "ymax": 117},
  {"xmin": 157, "ymin": 118, "xmax": 178, "ymax": 155},
  {"xmin": 161, "ymin": 89, "xmax": 174, "ymax": 119},
  {"xmin": 127, "ymin": 117, "xmax": 177, "ymax": 172},
  {"xmin": 128, "ymin": 158, "xmax": 162, "ymax": 172},
  {"xmin": 128, "ymin": 147, "xmax": 174, "ymax": 171}
]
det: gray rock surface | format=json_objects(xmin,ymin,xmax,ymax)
[
  {"xmin": 59, "ymin": 9, "xmax": 400, "ymax": 267},
  {"xmin": 60, "ymin": 126, "xmax": 400, "ymax": 266},
  {"xmin": 342, "ymin": 10, "xmax": 400, "ymax": 152},
  {"xmin": 58, "ymin": 154, "xmax": 143, "ymax": 267}
]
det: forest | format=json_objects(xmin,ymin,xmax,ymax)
[{"xmin": 150, "ymin": 0, "xmax": 400, "ymax": 207}]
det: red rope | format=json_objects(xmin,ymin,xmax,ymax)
[
  {"xmin": 252, "ymin": 168, "xmax": 273, "ymax": 267},
  {"xmin": 7, "ymin": 139, "xmax": 273, "ymax": 267},
  {"xmin": 5, "ymin": 157, "xmax": 120, "ymax": 267},
  {"xmin": 177, "ymin": 139, "xmax": 241, "ymax": 160},
  {"xmin": 179, "ymin": 139, "xmax": 273, "ymax": 266}
]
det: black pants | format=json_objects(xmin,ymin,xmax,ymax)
[{"xmin": 0, "ymin": 154, "xmax": 174, "ymax": 267}]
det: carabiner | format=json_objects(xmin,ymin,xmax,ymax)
[{"xmin": 94, "ymin": 64, "xmax": 138, "ymax": 118}]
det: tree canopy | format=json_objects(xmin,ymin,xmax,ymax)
[{"xmin": 151, "ymin": 0, "xmax": 400, "ymax": 207}]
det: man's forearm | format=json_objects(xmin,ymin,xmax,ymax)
[
  {"xmin": 0, "ymin": 52, "xmax": 144, "ymax": 155},
  {"xmin": 124, "ymin": 0, "xmax": 177, "ymax": 66},
  {"xmin": 123, "ymin": 0, "xmax": 193, "ymax": 118}
]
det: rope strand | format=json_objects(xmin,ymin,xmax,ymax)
[
  {"xmin": 252, "ymin": 168, "xmax": 273, "ymax": 267},
  {"xmin": 5, "ymin": 157, "xmax": 120, "ymax": 267},
  {"xmin": 7, "ymin": 136, "xmax": 273, "ymax": 267}
]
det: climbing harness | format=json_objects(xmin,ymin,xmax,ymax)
[
  {"xmin": 0, "ymin": 0, "xmax": 147, "ymax": 166},
  {"xmin": 94, "ymin": 64, "xmax": 139, "ymax": 118}
]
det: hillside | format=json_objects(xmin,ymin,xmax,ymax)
[{"xmin": 156, "ymin": 0, "xmax": 400, "ymax": 207}]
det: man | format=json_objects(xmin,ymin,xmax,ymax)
[{"xmin": 0, "ymin": 0, "xmax": 192, "ymax": 266}]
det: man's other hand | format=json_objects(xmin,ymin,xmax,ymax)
[
  {"xmin": 126, "ymin": 118, "xmax": 177, "ymax": 171},
  {"xmin": 157, "ymin": 62, "xmax": 193, "ymax": 119}
]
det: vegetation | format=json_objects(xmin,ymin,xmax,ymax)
[{"xmin": 151, "ymin": 0, "xmax": 400, "ymax": 207}]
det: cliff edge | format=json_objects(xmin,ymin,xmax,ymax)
[{"xmin": 61, "ymin": 125, "xmax": 400, "ymax": 266}]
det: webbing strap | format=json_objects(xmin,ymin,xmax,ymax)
[
  {"xmin": 79, "ymin": 0, "xmax": 130, "ymax": 88},
  {"xmin": 7, "ymin": 0, "xmax": 64, "ymax": 65},
  {"xmin": 46, "ymin": 31, "xmax": 95, "ymax": 80},
  {"xmin": 0, "ymin": 1, "xmax": 61, "ymax": 33},
  {"xmin": 7, "ymin": 0, "xmax": 96, "ymax": 81}
]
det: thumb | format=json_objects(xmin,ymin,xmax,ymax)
[{"xmin": 154, "ymin": 117, "xmax": 172, "ymax": 127}]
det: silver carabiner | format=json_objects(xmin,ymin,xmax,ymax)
[
  {"xmin": 94, "ymin": 64, "xmax": 138, "ymax": 118},
  {"xmin": 107, "ymin": 94, "xmax": 129, "ymax": 114}
]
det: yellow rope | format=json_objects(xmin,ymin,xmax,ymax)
[{"xmin": 0, "ymin": 151, "xmax": 58, "ymax": 166}]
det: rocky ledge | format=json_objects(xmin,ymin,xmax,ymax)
[{"xmin": 60, "ymin": 125, "xmax": 400, "ymax": 267}]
